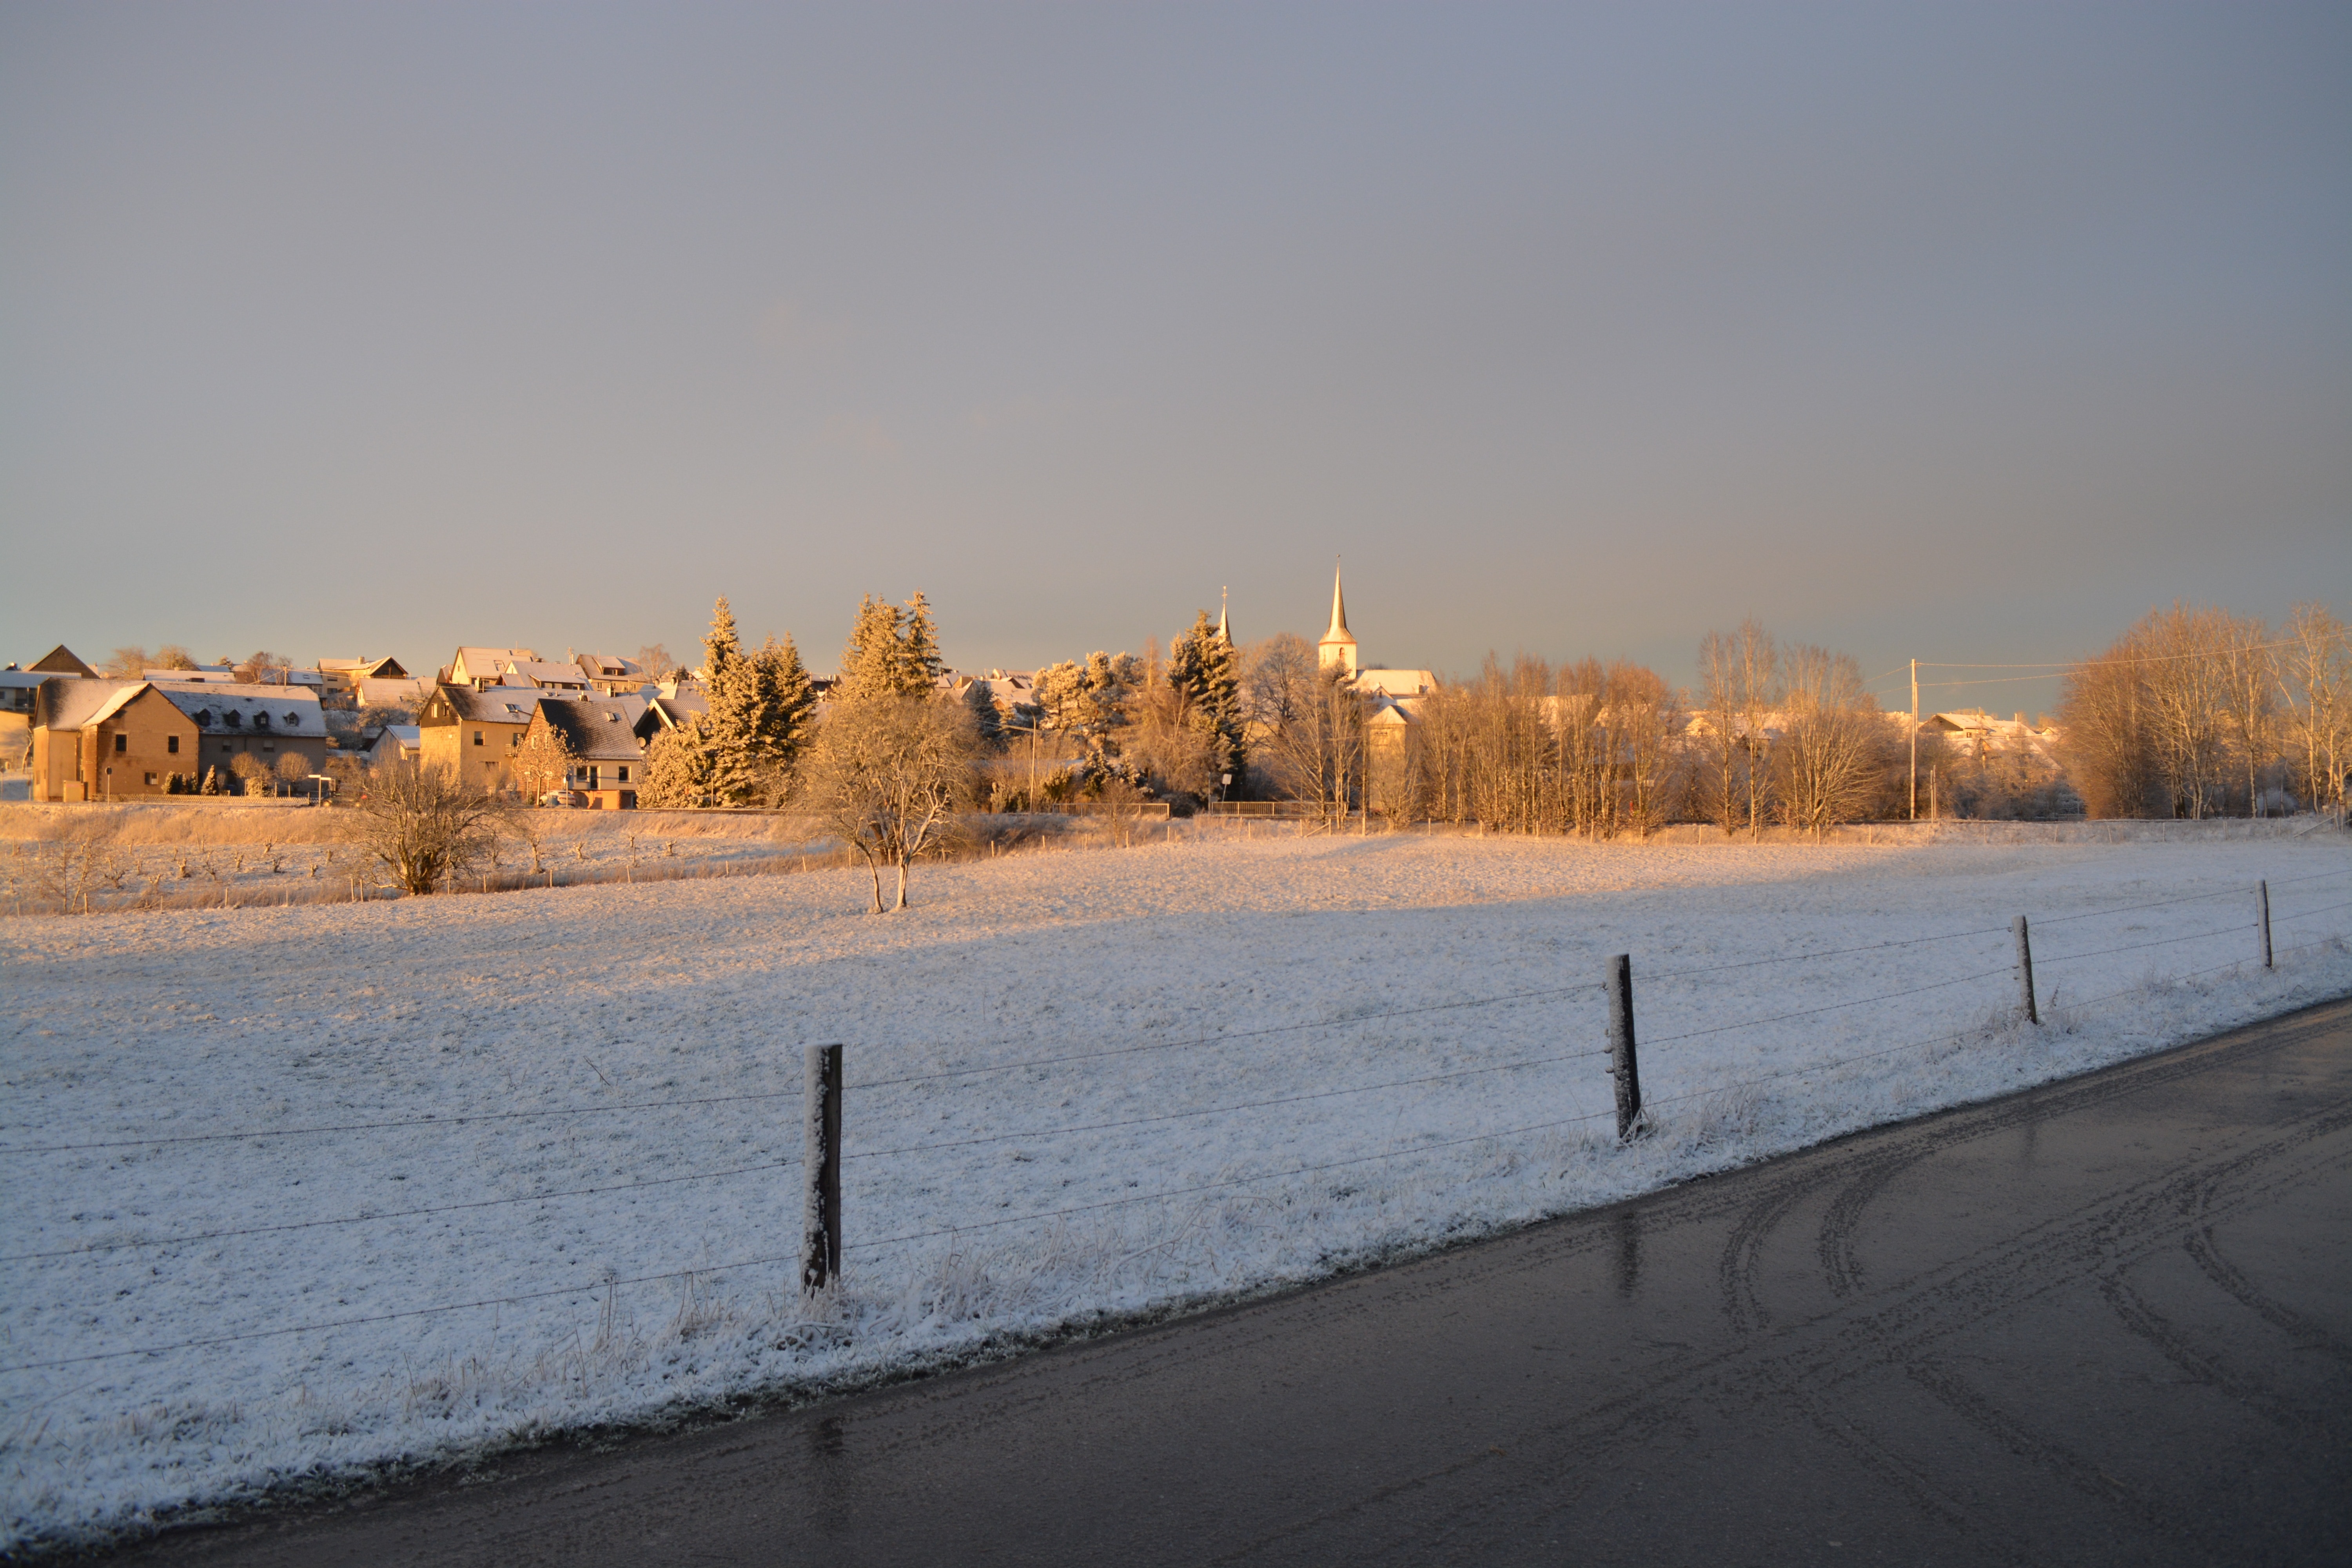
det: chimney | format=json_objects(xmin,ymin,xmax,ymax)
[{"xmin": 2013, "ymin": 712, "xmax": 2025, "ymax": 726}]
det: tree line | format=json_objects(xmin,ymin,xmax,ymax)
[{"xmin": 2057, "ymin": 602, "xmax": 2348, "ymax": 820}]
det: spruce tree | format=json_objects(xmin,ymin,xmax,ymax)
[
  {"xmin": 837, "ymin": 595, "xmax": 909, "ymax": 702},
  {"xmin": 700, "ymin": 596, "xmax": 767, "ymax": 804},
  {"xmin": 902, "ymin": 592, "xmax": 946, "ymax": 690},
  {"xmin": 963, "ymin": 678, "xmax": 1004, "ymax": 746},
  {"xmin": 754, "ymin": 633, "xmax": 817, "ymax": 769},
  {"xmin": 1169, "ymin": 610, "xmax": 1244, "ymax": 784}
]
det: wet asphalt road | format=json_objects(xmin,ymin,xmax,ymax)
[{"xmin": 116, "ymin": 998, "xmax": 2352, "ymax": 1567}]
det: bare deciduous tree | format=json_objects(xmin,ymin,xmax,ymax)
[
  {"xmin": 1772, "ymin": 646, "xmax": 1883, "ymax": 837},
  {"xmin": 343, "ymin": 764, "xmax": 512, "ymax": 894},
  {"xmin": 2276, "ymin": 603, "xmax": 2350, "ymax": 818},
  {"xmin": 803, "ymin": 695, "xmax": 976, "ymax": 912},
  {"xmin": 513, "ymin": 722, "xmax": 578, "ymax": 802}
]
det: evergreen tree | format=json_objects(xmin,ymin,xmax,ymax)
[
  {"xmin": 701, "ymin": 597, "xmax": 769, "ymax": 804},
  {"xmin": 1168, "ymin": 610, "xmax": 1245, "ymax": 784},
  {"xmin": 754, "ymin": 633, "xmax": 818, "ymax": 770},
  {"xmin": 638, "ymin": 726, "xmax": 713, "ymax": 808},
  {"xmin": 838, "ymin": 592, "xmax": 945, "ymax": 701},
  {"xmin": 902, "ymin": 592, "xmax": 946, "ymax": 689},
  {"xmin": 963, "ymin": 678, "xmax": 1004, "ymax": 746},
  {"xmin": 837, "ymin": 595, "xmax": 909, "ymax": 702}
]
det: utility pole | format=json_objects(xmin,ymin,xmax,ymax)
[{"xmin": 1909, "ymin": 658, "xmax": 1919, "ymax": 822}]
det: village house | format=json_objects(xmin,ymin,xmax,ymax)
[
  {"xmin": 525, "ymin": 695, "xmax": 648, "ymax": 808},
  {"xmin": 417, "ymin": 685, "xmax": 553, "ymax": 789},
  {"xmin": 632, "ymin": 688, "xmax": 708, "ymax": 746},
  {"xmin": 573, "ymin": 652, "xmax": 650, "ymax": 696},
  {"xmin": 29, "ymin": 680, "xmax": 328, "ymax": 800},
  {"xmin": 363, "ymin": 724, "xmax": 421, "ymax": 768},
  {"xmin": 497, "ymin": 659, "xmax": 590, "ymax": 691},
  {"xmin": 443, "ymin": 646, "xmax": 539, "ymax": 689}
]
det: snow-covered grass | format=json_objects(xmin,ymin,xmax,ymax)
[
  {"xmin": 4, "ymin": 826, "xmax": 2351, "ymax": 1549},
  {"xmin": 0, "ymin": 801, "xmax": 1111, "ymax": 915}
]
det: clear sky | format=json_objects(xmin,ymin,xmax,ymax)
[{"xmin": 4, "ymin": 2, "xmax": 2346, "ymax": 717}]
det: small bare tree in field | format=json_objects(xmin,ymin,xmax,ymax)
[
  {"xmin": 344, "ymin": 764, "xmax": 512, "ymax": 894},
  {"xmin": 804, "ymin": 695, "xmax": 976, "ymax": 912}
]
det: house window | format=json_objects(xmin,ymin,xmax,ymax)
[
  {"xmin": 167, "ymin": 735, "xmax": 180, "ymax": 754},
  {"xmin": 473, "ymin": 730, "xmax": 484, "ymax": 746},
  {"xmin": 144, "ymin": 773, "xmax": 157, "ymax": 786},
  {"xmin": 617, "ymin": 764, "xmax": 630, "ymax": 782},
  {"xmin": 510, "ymin": 731, "xmax": 522, "ymax": 747},
  {"xmin": 114, "ymin": 733, "xmax": 127, "ymax": 753}
]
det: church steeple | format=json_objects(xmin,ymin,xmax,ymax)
[
  {"xmin": 1215, "ymin": 586, "xmax": 1233, "ymax": 646},
  {"xmin": 1318, "ymin": 558, "xmax": 1358, "ymax": 677}
]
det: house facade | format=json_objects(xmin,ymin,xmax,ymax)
[
  {"xmin": 417, "ymin": 685, "xmax": 552, "ymax": 789},
  {"xmin": 526, "ymin": 695, "xmax": 648, "ymax": 808},
  {"xmin": 29, "ymin": 680, "xmax": 327, "ymax": 800}
]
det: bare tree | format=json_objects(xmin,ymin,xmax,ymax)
[
  {"xmin": 153, "ymin": 644, "xmax": 200, "ymax": 671},
  {"xmin": 343, "ymin": 764, "xmax": 512, "ymax": 894},
  {"xmin": 1772, "ymin": 646, "xmax": 1882, "ymax": 837},
  {"xmin": 513, "ymin": 722, "xmax": 578, "ymax": 802},
  {"xmin": 2276, "ymin": 603, "xmax": 2350, "ymax": 816},
  {"xmin": 1260, "ymin": 667, "xmax": 1366, "ymax": 827},
  {"xmin": 1610, "ymin": 662, "xmax": 1687, "ymax": 838},
  {"xmin": 635, "ymin": 643, "xmax": 680, "ymax": 682},
  {"xmin": 1241, "ymin": 633, "xmax": 1318, "ymax": 747},
  {"xmin": 2058, "ymin": 635, "xmax": 2160, "ymax": 818},
  {"xmin": 106, "ymin": 646, "xmax": 152, "ymax": 679},
  {"xmin": 2218, "ymin": 613, "xmax": 2277, "ymax": 815},
  {"xmin": 803, "ymin": 695, "xmax": 976, "ymax": 912}
]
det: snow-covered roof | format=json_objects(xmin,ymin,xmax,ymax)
[
  {"xmin": 155, "ymin": 684, "xmax": 328, "ymax": 739},
  {"xmin": 145, "ymin": 668, "xmax": 237, "ymax": 683},
  {"xmin": 633, "ymin": 693, "xmax": 708, "ymax": 741},
  {"xmin": 365, "ymin": 724, "xmax": 422, "ymax": 760},
  {"xmin": 448, "ymin": 646, "xmax": 538, "ymax": 686},
  {"xmin": 532, "ymin": 696, "xmax": 649, "ymax": 762},
  {"xmin": 430, "ymin": 686, "xmax": 554, "ymax": 726},
  {"xmin": 1354, "ymin": 669, "xmax": 1436, "ymax": 698},
  {"xmin": 501, "ymin": 660, "xmax": 590, "ymax": 688},
  {"xmin": 34, "ymin": 677, "xmax": 134, "ymax": 730},
  {"xmin": 356, "ymin": 677, "xmax": 430, "ymax": 708}
]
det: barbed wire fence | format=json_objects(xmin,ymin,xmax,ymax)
[{"xmin": 4, "ymin": 866, "xmax": 2350, "ymax": 1380}]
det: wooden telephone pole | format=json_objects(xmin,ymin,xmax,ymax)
[{"xmin": 1909, "ymin": 658, "xmax": 1919, "ymax": 821}]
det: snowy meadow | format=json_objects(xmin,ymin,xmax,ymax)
[{"xmin": 5, "ymin": 824, "xmax": 2351, "ymax": 1548}]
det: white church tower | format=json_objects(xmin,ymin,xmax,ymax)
[{"xmin": 1318, "ymin": 559, "xmax": 1359, "ymax": 678}]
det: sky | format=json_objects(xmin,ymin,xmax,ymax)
[{"xmin": 3, "ymin": 2, "xmax": 2346, "ymax": 718}]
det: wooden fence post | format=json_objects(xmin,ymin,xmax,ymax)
[
  {"xmin": 802, "ymin": 1043, "xmax": 843, "ymax": 1299},
  {"xmin": 2014, "ymin": 916, "xmax": 2038, "ymax": 1025},
  {"xmin": 1607, "ymin": 954, "xmax": 1642, "ymax": 1141},
  {"xmin": 2258, "ymin": 880, "xmax": 2273, "ymax": 970}
]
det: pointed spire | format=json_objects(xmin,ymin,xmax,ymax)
[
  {"xmin": 1318, "ymin": 557, "xmax": 1357, "ymax": 676},
  {"xmin": 1215, "ymin": 586, "xmax": 1232, "ymax": 645}
]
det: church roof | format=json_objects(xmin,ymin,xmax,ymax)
[{"xmin": 1320, "ymin": 561, "xmax": 1356, "ymax": 648}]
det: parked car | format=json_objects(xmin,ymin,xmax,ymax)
[{"xmin": 540, "ymin": 789, "xmax": 588, "ymax": 808}]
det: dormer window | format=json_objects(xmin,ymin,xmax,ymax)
[
  {"xmin": 224, "ymin": 710, "xmax": 243, "ymax": 728},
  {"xmin": 253, "ymin": 711, "xmax": 272, "ymax": 730},
  {"xmin": 193, "ymin": 709, "xmax": 213, "ymax": 728},
  {"xmin": 283, "ymin": 712, "xmax": 300, "ymax": 727}
]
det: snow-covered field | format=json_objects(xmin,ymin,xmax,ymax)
[{"xmin": 5, "ymin": 826, "xmax": 2351, "ymax": 1549}]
